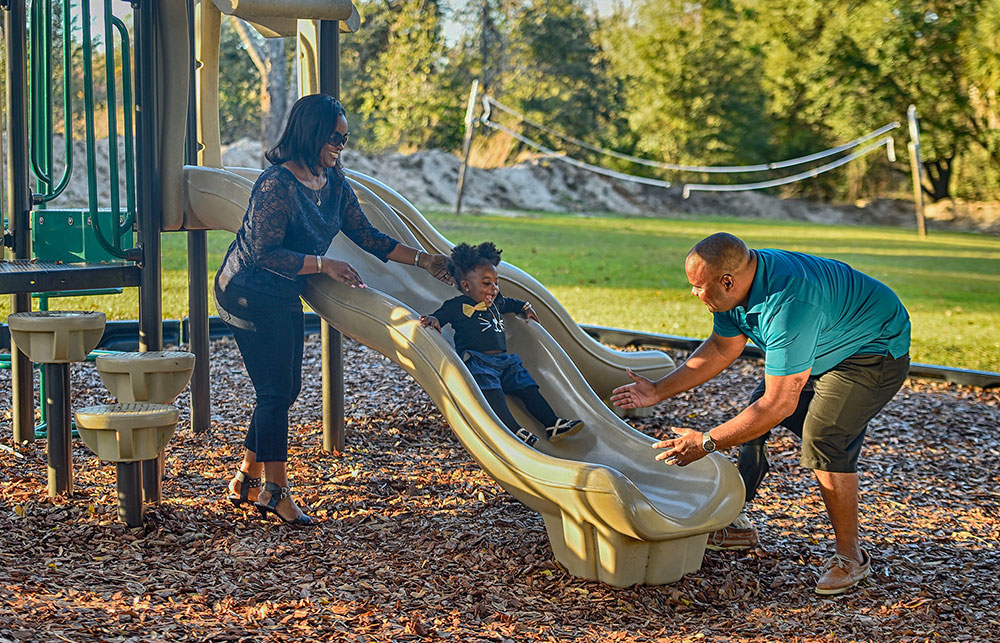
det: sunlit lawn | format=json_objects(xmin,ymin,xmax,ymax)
[{"xmin": 3, "ymin": 212, "xmax": 999, "ymax": 372}]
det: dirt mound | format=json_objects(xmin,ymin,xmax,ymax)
[{"xmin": 43, "ymin": 136, "xmax": 997, "ymax": 234}]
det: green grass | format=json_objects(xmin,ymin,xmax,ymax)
[{"xmin": 3, "ymin": 213, "xmax": 999, "ymax": 372}]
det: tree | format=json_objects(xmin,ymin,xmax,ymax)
[
  {"xmin": 603, "ymin": 0, "xmax": 773, "ymax": 173},
  {"xmin": 343, "ymin": 0, "xmax": 459, "ymax": 151},
  {"xmin": 218, "ymin": 16, "xmax": 261, "ymax": 143},
  {"xmin": 229, "ymin": 18, "xmax": 296, "ymax": 149},
  {"xmin": 499, "ymin": 0, "xmax": 631, "ymax": 165},
  {"xmin": 741, "ymin": 0, "xmax": 996, "ymax": 201}
]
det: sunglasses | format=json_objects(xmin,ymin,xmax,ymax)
[{"xmin": 327, "ymin": 131, "xmax": 350, "ymax": 147}]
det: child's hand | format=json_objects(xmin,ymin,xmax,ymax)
[
  {"xmin": 419, "ymin": 315, "xmax": 442, "ymax": 332},
  {"xmin": 521, "ymin": 305, "xmax": 539, "ymax": 323}
]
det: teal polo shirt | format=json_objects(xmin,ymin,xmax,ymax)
[{"xmin": 713, "ymin": 249, "xmax": 910, "ymax": 376}]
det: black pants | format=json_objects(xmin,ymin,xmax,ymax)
[
  {"xmin": 482, "ymin": 387, "xmax": 558, "ymax": 433},
  {"xmin": 215, "ymin": 280, "xmax": 304, "ymax": 463},
  {"xmin": 739, "ymin": 353, "xmax": 910, "ymax": 503}
]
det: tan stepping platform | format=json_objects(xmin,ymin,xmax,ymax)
[
  {"xmin": 74, "ymin": 403, "xmax": 179, "ymax": 462},
  {"xmin": 95, "ymin": 351, "xmax": 196, "ymax": 403},
  {"xmin": 6, "ymin": 311, "xmax": 106, "ymax": 363}
]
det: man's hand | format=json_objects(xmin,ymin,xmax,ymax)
[
  {"xmin": 610, "ymin": 368, "xmax": 660, "ymax": 409},
  {"xmin": 419, "ymin": 315, "xmax": 441, "ymax": 332},
  {"xmin": 652, "ymin": 427, "xmax": 706, "ymax": 466}
]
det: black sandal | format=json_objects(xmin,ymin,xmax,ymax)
[
  {"xmin": 226, "ymin": 470, "xmax": 262, "ymax": 507},
  {"xmin": 254, "ymin": 481, "xmax": 317, "ymax": 527}
]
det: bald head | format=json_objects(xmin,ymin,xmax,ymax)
[
  {"xmin": 685, "ymin": 233, "xmax": 757, "ymax": 313},
  {"xmin": 687, "ymin": 233, "xmax": 753, "ymax": 276}
]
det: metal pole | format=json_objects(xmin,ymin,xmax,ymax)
[
  {"xmin": 44, "ymin": 363, "xmax": 72, "ymax": 496},
  {"xmin": 318, "ymin": 20, "xmax": 340, "ymax": 96},
  {"xmin": 186, "ymin": 0, "xmax": 210, "ymax": 434},
  {"xmin": 318, "ymin": 20, "xmax": 345, "ymax": 453},
  {"xmin": 322, "ymin": 324, "xmax": 345, "ymax": 452},
  {"xmin": 116, "ymin": 461, "xmax": 144, "ymax": 527},
  {"xmin": 907, "ymin": 105, "xmax": 927, "ymax": 238},
  {"xmin": 5, "ymin": 2, "xmax": 36, "ymax": 444},
  {"xmin": 454, "ymin": 79, "xmax": 479, "ymax": 216},
  {"xmin": 134, "ymin": 0, "xmax": 164, "ymax": 501}
]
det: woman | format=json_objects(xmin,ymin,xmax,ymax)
[{"xmin": 216, "ymin": 94, "xmax": 451, "ymax": 526}]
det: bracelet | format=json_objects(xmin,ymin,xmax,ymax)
[
  {"xmin": 316, "ymin": 255, "xmax": 323, "ymax": 273},
  {"xmin": 413, "ymin": 250, "xmax": 422, "ymax": 267}
]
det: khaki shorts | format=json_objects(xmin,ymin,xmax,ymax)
[{"xmin": 749, "ymin": 353, "xmax": 910, "ymax": 473}]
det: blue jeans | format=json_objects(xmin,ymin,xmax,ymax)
[
  {"xmin": 462, "ymin": 350, "xmax": 537, "ymax": 391},
  {"xmin": 215, "ymin": 279, "xmax": 303, "ymax": 463}
]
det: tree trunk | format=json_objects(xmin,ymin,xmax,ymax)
[
  {"xmin": 922, "ymin": 157, "xmax": 953, "ymax": 202},
  {"xmin": 263, "ymin": 38, "xmax": 288, "ymax": 149},
  {"xmin": 231, "ymin": 19, "xmax": 292, "ymax": 159}
]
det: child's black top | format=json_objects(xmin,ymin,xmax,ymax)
[{"xmin": 431, "ymin": 293, "xmax": 530, "ymax": 355}]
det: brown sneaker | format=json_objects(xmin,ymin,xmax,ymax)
[
  {"xmin": 705, "ymin": 510, "xmax": 759, "ymax": 551},
  {"xmin": 815, "ymin": 550, "xmax": 871, "ymax": 595}
]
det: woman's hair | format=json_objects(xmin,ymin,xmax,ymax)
[
  {"xmin": 265, "ymin": 93, "xmax": 346, "ymax": 175},
  {"xmin": 448, "ymin": 242, "xmax": 502, "ymax": 290}
]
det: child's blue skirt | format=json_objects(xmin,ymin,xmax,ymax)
[{"xmin": 462, "ymin": 350, "xmax": 538, "ymax": 392}]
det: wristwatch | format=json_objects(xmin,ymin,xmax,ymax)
[{"xmin": 702, "ymin": 430, "xmax": 717, "ymax": 453}]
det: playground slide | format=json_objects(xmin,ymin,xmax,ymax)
[
  {"xmin": 184, "ymin": 166, "xmax": 743, "ymax": 586},
  {"xmin": 223, "ymin": 165, "xmax": 676, "ymax": 405}
]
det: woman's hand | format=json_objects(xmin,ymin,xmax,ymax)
[
  {"xmin": 419, "ymin": 315, "xmax": 442, "ymax": 332},
  {"xmin": 418, "ymin": 253, "xmax": 453, "ymax": 285},
  {"xmin": 322, "ymin": 258, "xmax": 366, "ymax": 288}
]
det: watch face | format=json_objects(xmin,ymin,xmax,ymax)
[{"xmin": 703, "ymin": 435, "xmax": 716, "ymax": 453}]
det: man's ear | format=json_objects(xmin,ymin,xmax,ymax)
[{"xmin": 721, "ymin": 274, "xmax": 735, "ymax": 290}]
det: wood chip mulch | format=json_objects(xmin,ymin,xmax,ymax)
[{"xmin": 1, "ymin": 337, "xmax": 998, "ymax": 642}]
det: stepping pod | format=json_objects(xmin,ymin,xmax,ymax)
[
  {"xmin": 6, "ymin": 311, "xmax": 106, "ymax": 496},
  {"xmin": 74, "ymin": 403, "xmax": 180, "ymax": 527},
  {"xmin": 95, "ymin": 351, "xmax": 196, "ymax": 404}
]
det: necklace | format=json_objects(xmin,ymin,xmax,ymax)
[
  {"xmin": 312, "ymin": 185, "xmax": 323, "ymax": 206},
  {"xmin": 488, "ymin": 302, "xmax": 503, "ymax": 331}
]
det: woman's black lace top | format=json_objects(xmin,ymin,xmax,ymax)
[{"xmin": 216, "ymin": 164, "xmax": 398, "ymax": 300}]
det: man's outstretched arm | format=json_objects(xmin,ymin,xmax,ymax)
[
  {"xmin": 611, "ymin": 332, "xmax": 747, "ymax": 409},
  {"xmin": 653, "ymin": 367, "xmax": 811, "ymax": 466}
]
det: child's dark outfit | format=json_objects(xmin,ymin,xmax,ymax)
[{"xmin": 429, "ymin": 293, "xmax": 578, "ymax": 444}]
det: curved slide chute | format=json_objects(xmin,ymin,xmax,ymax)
[
  {"xmin": 346, "ymin": 169, "xmax": 678, "ymax": 403},
  {"xmin": 222, "ymin": 165, "xmax": 676, "ymax": 404},
  {"xmin": 184, "ymin": 166, "xmax": 743, "ymax": 586}
]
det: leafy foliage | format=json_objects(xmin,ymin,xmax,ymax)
[
  {"xmin": 342, "ymin": 0, "xmax": 461, "ymax": 152},
  {"xmin": 218, "ymin": 16, "xmax": 262, "ymax": 143},
  {"xmin": 208, "ymin": 1, "xmax": 998, "ymax": 199},
  {"xmin": 603, "ymin": 1, "xmax": 774, "ymax": 172}
]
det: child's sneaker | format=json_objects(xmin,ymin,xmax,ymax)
[
  {"xmin": 514, "ymin": 427, "xmax": 538, "ymax": 446},
  {"xmin": 546, "ymin": 419, "xmax": 583, "ymax": 442}
]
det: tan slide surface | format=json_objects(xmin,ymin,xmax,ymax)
[
  {"xmin": 184, "ymin": 166, "xmax": 743, "ymax": 586},
  {"xmin": 223, "ymin": 166, "xmax": 676, "ymax": 404}
]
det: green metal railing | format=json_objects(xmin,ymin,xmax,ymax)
[
  {"xmin": 28, "ymin": 0, "xmax": 136, "ymax": 260},
  {"xmin": 17, "ymin": 1, "xmax": 139, "ymax": 440}
]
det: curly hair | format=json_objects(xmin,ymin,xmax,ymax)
[{"xmin": 447, "ymin": 242, "xmax": 502, "ymax": 291}]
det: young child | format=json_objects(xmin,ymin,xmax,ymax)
[{"xmin": 420, "ymin": 242, "xmax": 583, "ymax": 446}]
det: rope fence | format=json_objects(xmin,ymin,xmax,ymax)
[{"xmin": 477, "ymin": 91, "xmax": 899, "ymax": 198}]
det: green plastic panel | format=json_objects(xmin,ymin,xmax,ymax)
[{"xmin": 30, "ymin": 209, "xmax": 133, "ymax": 263}]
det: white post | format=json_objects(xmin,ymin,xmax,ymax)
[
  {"xmin": 906, "ymin": 105, "xmax": 927, "ymax": 238},
  {"xmin": 454, "ymin": 79, "xmax": 480, "ymax": 216}
]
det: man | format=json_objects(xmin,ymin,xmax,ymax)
[{"xmin": 611, "ymin": 232, "xmax": 910, "ymax": 595}]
